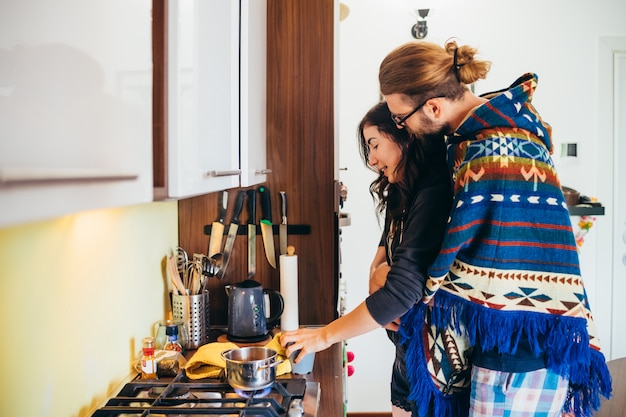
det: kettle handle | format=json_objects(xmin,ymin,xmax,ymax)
[{"xmin": 264, "ymin": 289, "xmax": 284, "ymax": 326}]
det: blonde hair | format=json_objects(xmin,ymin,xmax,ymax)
[{"xmin": 379, "ymin": 39, "xmax": 491, "ymax": 102}]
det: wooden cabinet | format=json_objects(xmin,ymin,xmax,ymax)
[
  {"xmin": 177, "ymin": 0, "xmax": 343, "ymax": 410},
  {"xmin": 177, "ymin": 0, "xmax": 341, "ymax": 410},
  {"xmin": 178, "ymin": 0, "xmax": 337, "ymax": 327},
  {"xmin": 153, "ymin": 0, "xmax": 268, "ymax": 200},
  {"xmin": 0, "ymin": 0, "xmax": 153, "ymax": 227}
]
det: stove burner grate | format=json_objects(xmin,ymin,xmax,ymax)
[
  {"xmin": 90, "ymin": 374, "xmax": 309, "ymax": 416},
  {"xmin": 149, "ymin": 385, "xmax": 192, "ymax": 399}
]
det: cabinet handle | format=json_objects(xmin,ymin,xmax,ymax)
[
  {"xmin": 207, "ymin": 170, "xmax": 242, "ymax": 177},
  {"xmin": 0, "ymin": 168, "xmax": 138, "ymax": 186},
  {"xmin": 254, "ymin": 169, "xmax": 272, "ymax": 175}
]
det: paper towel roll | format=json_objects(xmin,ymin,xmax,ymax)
[{"xmin": 279, "ymin": 250, "xmax": 299, "ymax": 331}]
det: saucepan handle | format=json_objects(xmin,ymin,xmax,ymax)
[
  {"xmin": 258, "ymin": 359, "xmax": 284, "ymax": 371},
  {"xmin": 221, "ymin": 349, "xmax": 233, "ymax": 361}
]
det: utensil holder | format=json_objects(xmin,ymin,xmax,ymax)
[{"xmin": 172, "ymin": 291, "xmax": 210, "ymax": 349}]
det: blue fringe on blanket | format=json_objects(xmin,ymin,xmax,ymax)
[
  {"xmin": 399, "ymin": 303, "xmax": 471, "ymax": 417},
  {"xmin": 401, "ymin": 290, "xmax": 613, "ymax": 417}
]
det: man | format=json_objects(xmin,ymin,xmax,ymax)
[{"xmin": 378, "ymin": 39, "xmax": 612, "ymax": 417}]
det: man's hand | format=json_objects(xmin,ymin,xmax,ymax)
[
  {"xmin": 369, "ymin": 263, "xmax": 400, "ymax": 331},
  {"xmin": 369, "ymin": 263, "xmax": 390, "ymax": 294}
]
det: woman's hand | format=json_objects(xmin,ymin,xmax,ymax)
[
  {"xmin": 279, "ymin": 327, "xmax": 331, "ymax": 364},
  {"xmin": 369, "ymin": 262, "xmax": 390, "ymax": 294},
  {"xmin": 279, "ymin": 303, "xmax": 381, "ymax": 363},
  {"xmin": 370, "ymin": 263, "xmax": 400, "ymax": 331},
  {"xmin": 384, "ymin": 319, "xmax": 400, "ymax": 332}
]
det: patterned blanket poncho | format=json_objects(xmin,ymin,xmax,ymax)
[{"xmin": 401, "ymin": 73, "xmax": 612, "ymax": 417}]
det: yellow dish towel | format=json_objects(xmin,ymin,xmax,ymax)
[{"xmin": 184, "ymin": 333, "xmax": 292, "ymax": 380}]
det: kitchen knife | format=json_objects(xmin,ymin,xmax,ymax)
[
  {"xmin": 259, "ymin": 185, "xmax": 277, "ymax": 269},
  {"xmin": 247, "ymin": 189, "xmax": 257, "ymax": 278},
  {"xmin": 279, "ymin": 191, "xmax": 288, "ymax": 255},
  {"xmin": 217, "ymin": 190, "xmax": 246, "ymax": 279},
  {"xmin": 207, "ymin": 190, "xmax": 228, "ymax": 257}
]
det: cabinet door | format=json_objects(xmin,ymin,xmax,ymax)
[
  {"xmin": 166, "ymin": 0, "xmax": 240, "ymax": 198},
  {"xmin": 240, "ymin": 0, "xmax": 268, "ymax": 187},
  {"xmin": 0, "ymin": 0, "xmax": 153, "ymax": 227}
]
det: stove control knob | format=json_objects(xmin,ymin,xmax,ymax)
[{"xmin": 288, "ymin": 399, "xmax": 304, "ymax": 417}]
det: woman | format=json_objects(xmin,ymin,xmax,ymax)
[
  {"xmin": 377, "ymin": 39, "xmax": 612, "ymax": 416},
  {"xmin": 281, "ymin": 101, "xmax": 466, "ymax": 416},
  {"xmin": 360, "ymin": 102, "xmax": 470, "ymax": 416}
]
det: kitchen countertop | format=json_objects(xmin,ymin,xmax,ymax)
[
  {"xmin": 567, "ymin": 204, "xmax": 605, "ymax": 216},
  {"xmin": 299, "ymin": 341, "xmax": 344, "ymax": 416}
]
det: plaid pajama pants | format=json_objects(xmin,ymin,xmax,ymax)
[{"xmin": 470, "ymin": 365, "xmax": 569, "ymax": 417}]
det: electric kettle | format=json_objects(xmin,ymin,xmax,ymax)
[{"xmin": 225, "ymin": 279, "xmax": 284, "ymax": 342}]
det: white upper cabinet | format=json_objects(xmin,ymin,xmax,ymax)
[
  {"xmin": 0, "ymin": 0, "xmax": 153, "ymax": 227},
  {"xmin": 166, "ymin": 0, "xmax": 239, "ymax": 197},
  {"xmin": 164, "ymin": 0, "xmax": 267, "ymax": 199},
  {"xmin": 240, "ymin": 0, "xmax": 268, "ymax": 187}
]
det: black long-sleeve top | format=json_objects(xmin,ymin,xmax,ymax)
[{"xmin": 365, "ymin": 151, "xmax": 453, "ymax": 326}]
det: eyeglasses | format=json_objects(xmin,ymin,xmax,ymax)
[{"xmin": 390, "ymin": 96, "xmax": 445, "ymax": 126}]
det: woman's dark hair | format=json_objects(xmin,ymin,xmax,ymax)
[{"xmin": 357, "ymin": 101, "xmax": 431, "ymax": 230}]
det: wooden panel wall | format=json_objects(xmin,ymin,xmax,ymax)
[{"xmin": 177, "ymin": 0, "xmax": 336, "ymax": 327}]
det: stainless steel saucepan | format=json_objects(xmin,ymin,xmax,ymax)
[{"xmin": 221, "ymin": 347, "xmax": 282, "ymax": 391}]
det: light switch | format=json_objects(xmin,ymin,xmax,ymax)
[{"xmin": 560, "ymin": 143, "xmax": 578, "ymax": 158}]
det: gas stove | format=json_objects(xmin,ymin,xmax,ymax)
[{"xmin": 90, "ymin": 374, "xmax": 320, "ymax": 416}]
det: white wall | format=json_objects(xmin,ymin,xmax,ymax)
[{"xmin": 337, "ymin": 0, "xmax": 626, "ymax": 412}]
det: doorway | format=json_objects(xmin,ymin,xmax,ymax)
[{"xmin": 597, "ymin": 37, "xmax": 626, "ymax": 360}]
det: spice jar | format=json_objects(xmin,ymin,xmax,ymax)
[
  {"xmin": 141, "ymin": 337, "xmax": 157, "ymax": 379},
  {"xmin": 163, "ymin": 324, "xmax": 183, "ymax": 352},
  {"xmin": 153, "ymin": 320, "xmax": 188, "ymax": 350}
]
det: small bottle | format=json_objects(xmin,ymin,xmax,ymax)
[
  {"xmin": 141, "ymin": 336, "xmax": 157, "ymax": 379},
  {"xmin": 163, "ymin": 324, "xmax": 183, "ymax": 352}
]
